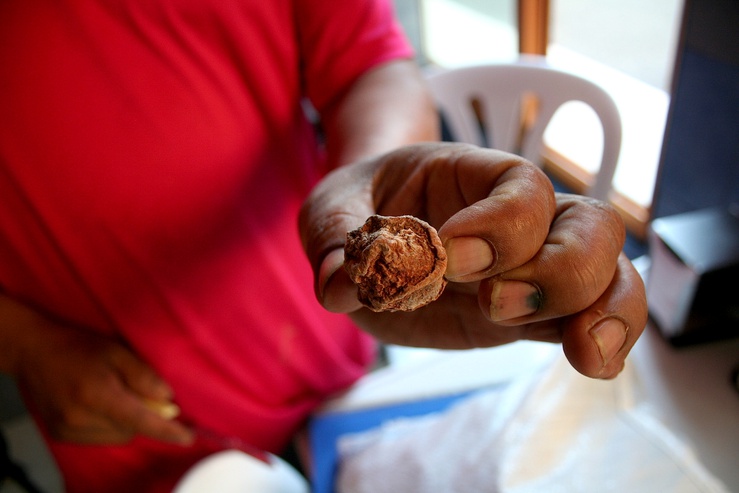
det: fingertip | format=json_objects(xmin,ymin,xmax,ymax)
[
  {"xmin": 317, "ymin": 248, "xmax": 344, "ymax": 301},
  {"xmin": 318, "ymin": 249, "xmax": 362, "ymax": 313},
  {"xmin": 590, "ymin": 318, "xmax": 628, "ymax": 368},
  {"xmin": 142, "ymin": 398, "xmax": 181, "ymax": 420},
  {"xmin": 170, "ymin": 425, "xmax": 196, "ymax": 447},
  {"xmin": 137, "ymin": 398, "xmax": 195, "ymax": 446},
  {"xmin": 485, "ymin": 280, "xmax": 541, "ymax": 322},
  {"xmin": 562, "ymin": 317, "xmax": 629, "ymax": 379},
  {"xmin": 598, "ymin": 361, "xmax": 627, "ymax": 380},
  {"xmin": 153, "ymin": 417, "xmax": 196, "ymax": 446}
]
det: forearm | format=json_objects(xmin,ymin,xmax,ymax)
[{"xmin": 320, "ymin": 59, "xmax": 440, "ymax": 169}]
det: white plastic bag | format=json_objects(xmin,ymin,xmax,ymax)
[{"xmin": 337, "ymin": 354, "xmax": 729, "ymax": 493}]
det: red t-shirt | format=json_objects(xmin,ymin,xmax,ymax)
[{"xmin": 0, "ymin": 0, "xmax": 412, "ymax": 491}]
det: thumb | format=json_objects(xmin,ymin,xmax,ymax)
[{"xmin": 299, "ymin": 163, "xmax": 375, "ymax": 312}]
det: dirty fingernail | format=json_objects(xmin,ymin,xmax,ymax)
[
  {"xmin": 489, "ymin": 280, "xmax": 541, "ymax": 321},
  {"xmin": 444, "ymin": 237, "xmax": 494, "ymax": 281},
  {"xmin": 590, "ymin": 318, "xmax": 628, "ymax": 367}
]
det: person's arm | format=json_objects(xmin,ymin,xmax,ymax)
[
  {"xmin": 299, "ymin": 43, "xmax": 647, "ymax": 382},
  {"xmin": 319, "ymin": 59, "xmax": 440, "ymax": 170}
]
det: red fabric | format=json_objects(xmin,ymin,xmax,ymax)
[{"xmin": 0, "ymin": 0, "xmax": 412, "ymax": 491}]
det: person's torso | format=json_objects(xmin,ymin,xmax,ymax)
[{"xmin": 0, "ymin": 0, "xmax": 372, "ymax": 459}]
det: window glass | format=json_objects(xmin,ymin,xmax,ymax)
[
  {"xmin": 550, "ymin": 0, "xmax": 683, "ymax": 91},
  {"xmin": 418, "ymin": 0, "xmax": 518, "ymax": 67}
]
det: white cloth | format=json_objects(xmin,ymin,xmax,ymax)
[{"xmin": 336, "ymin": 353, "xmax": 729, "ymax": 493}]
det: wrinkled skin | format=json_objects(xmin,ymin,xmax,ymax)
[{"xmin": 300, "ymin": 142, "xmax": 648, "ymax": 380}]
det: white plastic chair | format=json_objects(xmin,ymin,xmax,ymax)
[{"xmin": 424, "ymin": 57, "xmax": 622, "ymax": 201}]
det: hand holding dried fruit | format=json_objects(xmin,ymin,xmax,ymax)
[{"xmin": 300, "ymin": 142, "xmax": 648, "ymax": 379}]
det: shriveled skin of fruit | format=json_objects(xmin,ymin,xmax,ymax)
[{"xmin": 344, "ymin": 215, "xmax": 447, "ymax": 312}]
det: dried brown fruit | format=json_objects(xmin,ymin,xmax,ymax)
[{"xmin": 344, "ymin": 214, "xmax": 448, "ymax": 312}]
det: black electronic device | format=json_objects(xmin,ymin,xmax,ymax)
[{"xmin": 647, "ymin": 0, "xmax": 739, "ymax": 345}]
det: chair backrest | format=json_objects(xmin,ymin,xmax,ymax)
[{"xmin": 424, "ymin": 58, "xmax": 622, "ymax": 201}]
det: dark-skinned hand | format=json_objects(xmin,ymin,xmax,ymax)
[{"xmin": 300, "ymin": 143, "xmax": 648, "ymax": 379}]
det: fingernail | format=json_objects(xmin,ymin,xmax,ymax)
[
  {"xmin": 489, "ymin": 280, "xmax": 540, "ymax": 321},
  {"xmin": 318, "ymin": 248, "xmax": 344, "ymax": 301},
  {"xmin": 318, "ymin": 248, "xmax": 361, "ymax": 312},
  {"xmin": 590, "ymin": 318, "xmax": 627, "ymax": 367},
  {"xmin": 444, "ymin": 237, "xmax": 494, "ymax": 281},
  {"xmin": 142, "ymin": 399, "xmax": 181, "ymax": 420}
]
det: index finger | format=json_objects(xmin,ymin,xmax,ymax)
[{"xmin": 435, "ymin": 151, "xmax": 556, "ymax": 283}]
